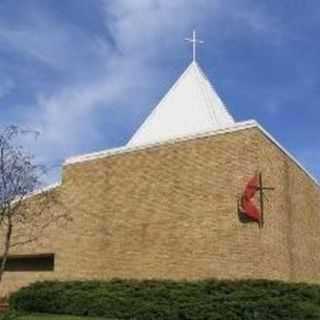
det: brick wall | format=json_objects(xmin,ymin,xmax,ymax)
[{"xmin": 1, "ymin": 126, "xmax": 319, "ymax": 296}]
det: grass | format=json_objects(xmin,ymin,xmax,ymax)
[{"xmin": 15, "ymin": 315, "xmax": 107, "ymax": 320}]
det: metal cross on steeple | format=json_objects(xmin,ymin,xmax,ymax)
[{"xmin": 185, "ymin": 30, "xmax": 204, "ymax": 62}]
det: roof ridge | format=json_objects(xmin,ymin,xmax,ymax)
[
  {"xmin": 193, "ymin": 62, "xmax": 221, "ymax": 126},
  {"xmin": 195, "ymin": 62, "xmax": 235, "ymax": 123}
]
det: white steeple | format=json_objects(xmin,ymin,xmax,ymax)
[
  {"xmin": 127, "ymin": 61, "xmax": 235, "ymax": 147},
  {"xmin": 127, "ymin": 31, "xmax": 235, "ymax": 147}
]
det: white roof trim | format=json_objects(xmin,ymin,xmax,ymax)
[
  {"xmin": 65, "ymin": 120, "xmax": 255, "ymax": 165},
  {"xmin": 23, "ymin": 182, "xmax": 61, "ymax": 200},
  {"xmin": 64, "ymin": 120, "xmax": 319, "ymax": 187},
  {"xmin": 11, "ymin": 182, "xmax": 61, "ymax": 204},
  {"xmin": 255, "ymin": 124, "xmax": 319, "ymax": 187}
]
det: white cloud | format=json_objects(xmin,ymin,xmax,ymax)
[
  {"xmin": 0, "ymin": 8, "xmax": 110, "ymax": 70},
  {"xmin": 0, "ymin": 0, "xmax": 290, "ymax": 184},
  {"xmin": 19, "ymin": 1, "xmax": 211, "ymax": 166}
]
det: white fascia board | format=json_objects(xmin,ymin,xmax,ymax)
[
  {"xmin": 17, "ymin": 120, "xmax": 318, "ymax": 205},
  {"xmin": 26, "ymin": 182, "xmax": 61, "ymax": 198},
  {"xmin": 64, "ymin": 120, "xmax": 256, "ymax": 165},
  {"xmin": 254, "ymin": 123, "xmax": 319, "ymax": 187},
  {"xmin": 64, "ymin": 120, "xmax": 319, "ymax": 188},
  {"xmin": 11, "ymin": 182, "xmax": 61, "ymax": 204}
]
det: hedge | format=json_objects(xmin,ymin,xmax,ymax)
[{"xmin": 9, "ymin": 279, "xmax": 320, "ymax": 320}]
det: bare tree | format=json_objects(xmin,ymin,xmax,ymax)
[{"xmin": 0, "ymin": 126, "xmax": 66, "ymax": 283}]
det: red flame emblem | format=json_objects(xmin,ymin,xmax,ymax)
[{"xmin": 240, "ymin": 175, "xmax": 261, "ymax": 223}]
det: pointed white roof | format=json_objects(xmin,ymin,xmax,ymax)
[{"xmin": 127, "ymin": 61, "xmax": 235, "ymax": 146}]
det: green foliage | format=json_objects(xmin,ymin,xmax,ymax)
[
  {"xmin": 10, "ymin": 314, "xmax": 103, "ymax": 320},
  {"xmin": 9, "ymin": 279, "xmax": 320, "ymax": 320},
  {"xmin": 0, "ymin": 310, "xmax": 21, "ymax": 320}
]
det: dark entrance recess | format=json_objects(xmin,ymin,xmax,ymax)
[{"xmin": 0, "ymin": 253, "xmax": 54, "ymax": 272}]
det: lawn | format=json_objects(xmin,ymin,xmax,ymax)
[{"xmin": 16, "ymin": 315, "xmax": 106, "ymax": 320}]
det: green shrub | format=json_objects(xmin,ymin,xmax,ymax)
[
  {"xmin": 0, "ymin": 310, "xmax": 21, "ymax": 320},
  {"xmin": 9, "ymin": 279, "xmax": 320, "ymax": 320}
]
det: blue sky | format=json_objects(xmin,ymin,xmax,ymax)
[{"xmin": 0, "ymin": 0, "xmax": 319, "ymax": 184}]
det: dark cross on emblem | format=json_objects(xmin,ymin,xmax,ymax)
[{"xmin": 238, "ymin": 172, "xmax": 274, "ymax": 228}]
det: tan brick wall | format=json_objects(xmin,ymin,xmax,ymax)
[{"xmin": 1, "ymin": 127, "xmax": 319, "ymax": 296}]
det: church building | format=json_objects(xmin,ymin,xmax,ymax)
[{"xmin": 1, "ymin": 33, "xmax": 319, "ymax": 296}]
